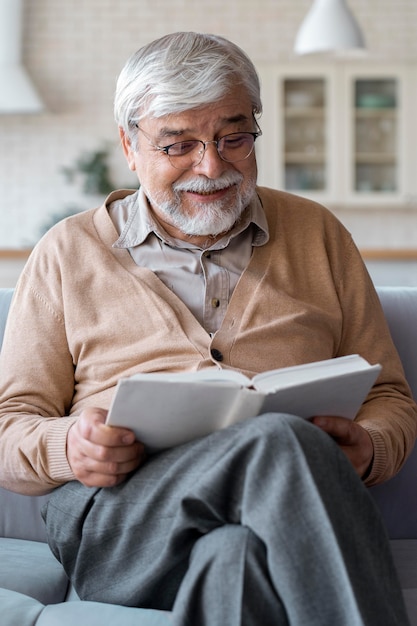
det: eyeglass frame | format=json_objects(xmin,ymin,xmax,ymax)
[{"xmin": 132, "ymin": 121, "xmax": 262, "ymax": 170}]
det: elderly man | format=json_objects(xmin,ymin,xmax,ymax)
[{"xmin": 0, "ymin": 32, "xmax": 415, "ymax": 625}]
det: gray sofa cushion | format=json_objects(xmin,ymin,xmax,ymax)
[
  {"xmin": 0, "ymin": 588, "xmax": 172, "ymax": 626},
  {"xmin": 0, "ymin": 538, "xmax": 68, "ymax": 604},
  {"xmin": 37, "ymin": 602, "xmax": 172, "ymax": 626},
  {"xmin": 1, "ymin": 588, "xmax": 44, "ymax": 626}
]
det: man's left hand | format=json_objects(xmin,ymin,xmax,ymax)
[{"xmin": 311, "ymin": 415, "xmax": 374, "ymax": 479}]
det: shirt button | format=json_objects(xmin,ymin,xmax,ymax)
[
  {"xmin": 211, "ymin": 348, "xmax": 223, "ymax": 362},
  {"xmin": 211, "ymin": 298, "xmax": 220, "ymax": 308}
]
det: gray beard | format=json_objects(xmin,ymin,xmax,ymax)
[{"xmin": 145, "ymin": 172, "xmax": 256, "ymax": 237}]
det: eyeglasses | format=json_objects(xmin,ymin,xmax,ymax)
[{"xmin": 135, "ymin": 124, "xmax": 262, "ymax": 170}]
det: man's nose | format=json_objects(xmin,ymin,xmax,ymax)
[{"xmin": 193, "ymin": 141, "xmax": 227, "ymax": 178}]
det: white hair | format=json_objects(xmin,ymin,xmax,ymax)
[{"xmin": 114, "ymin": 32, "xmax": 262, "ymax": 136}]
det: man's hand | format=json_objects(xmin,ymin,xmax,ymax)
[
  {"xmin": 67, "ymin": 407, "xmax": 145, "ymax": 488},
  {"xmin": 311, "ymin": 415, "xmax": 374, "ymax": 479}
]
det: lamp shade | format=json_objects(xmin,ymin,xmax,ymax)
[
  {"xmin": 294, "ymin": 0, "xmax": 365, "ymax": 55},
  {"xmin": 0, "ymin": 0, "xmax": 44, "ymax": 113}
]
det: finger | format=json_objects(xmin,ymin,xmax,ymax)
[
  {"xmin": 66, "ymin": 412, "xmax": 145, "ymax": 486},
  {"xmin": 76, "ymin": 449, "xmax": 144, "ymax": 477},
  {"xmin": 77, "ymin": 408, "xmax": 136, "ymax": 447},
  {"xmin": 312, "ymin": 416, "xmax": 355, "ymax": 443},
  {"xmin": 312, "ymin": 417, "xmax": 374, "ymax": 476},
  {"xmin": 80, "ymin": 437, "xmax": 144, "ymax": 465},
  {"xmin": 73, "ymin": 469, "xmax": 129, "ymax": 489},
  {"xmin": 69, "ymin": 443, "xmax": 145, "ymax": 487}
]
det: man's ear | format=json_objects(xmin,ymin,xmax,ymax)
[{"xmin": 119, "ymin": 127, "xmax": 136, "ymax": 171}]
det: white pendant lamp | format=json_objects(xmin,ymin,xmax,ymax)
[
  {"xmin": 0, "ymin": 0, "xmax": 44, "ymax": 113},
  {"xmin": 294, "ymin": 0, "xmax": 366, "ymax": 55}
]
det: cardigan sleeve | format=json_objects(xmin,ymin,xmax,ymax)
[
  {"xmin": 333, "ymin": 235, "xmax": 417, "ymax": 485},
  {"xmin": 257, "ymin": 187, "xmax": 417, "ymax": 486},
  {"xmin": 0, "ymin": 250, "xmax": 77, "ymax": 495}
]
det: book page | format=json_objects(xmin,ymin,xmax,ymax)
[
  {"xmin": 107, "ymin": 378, "xmax": 258, "ymax": 452},
  {"xmin": 130, "ymin": 368, "xmax": 251, "ymax": 387},
  {"xmin": 260, "ymin": 365, "xmax": 381, "ymax": 419},
  {"xmin": 252, "ymin": 355, "xmax": 374, "ymax": 392}
]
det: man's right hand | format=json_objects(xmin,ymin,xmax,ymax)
[{"xmin": 66, "ymin": 407, "xmax": 145, "ymax": 488}]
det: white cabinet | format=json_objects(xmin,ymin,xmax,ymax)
[
  {"xmin": 282, "ymin": 77, "xmax": 327, "ymax": 192},
  {"xmin": 256, "ymin": 62, "xmax": 417, "ymax": 207}
]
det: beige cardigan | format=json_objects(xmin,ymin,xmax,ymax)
[{"xmin": 0, "ymin": 187, "xmax": 415, "ymax": 494}]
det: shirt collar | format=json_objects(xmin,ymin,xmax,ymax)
[{"xmin": 112, "ymin": 186, "xmax": 269, "ymax": 250}]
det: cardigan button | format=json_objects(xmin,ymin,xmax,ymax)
[{"xmin": 211, "ymin": 348, "xmax": 224, "ymax": 362}]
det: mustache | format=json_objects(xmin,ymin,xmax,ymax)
[{"xmin": 172, "ymin": 171, "xmax": 243, "ymax": 194}]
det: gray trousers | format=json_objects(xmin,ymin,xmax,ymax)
[{"xmin": 43, "ymin": 414, "xmax": 409, "ymax": 625}]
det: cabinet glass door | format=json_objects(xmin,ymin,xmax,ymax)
[
  {"xmin": 354, "ymin": 79, "xmax": 398, "ymax": 193},
  {"xmin": 283, "ymin": 78, "xmax": 326, "ymax": 192}
]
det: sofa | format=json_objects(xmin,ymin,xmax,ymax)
[{"xmin": 1, "ymin": 285, "xmax": 417, "ymax": 625}]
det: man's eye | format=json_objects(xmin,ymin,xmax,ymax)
[
  {"xmin": 223, "ymin": 134, "xmax": 249, "ymax": 148},
  {"xmin": 168, "ymin": 141, "xmax": 199, "ymax": 156}
]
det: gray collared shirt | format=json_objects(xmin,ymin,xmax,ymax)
[{"xmin": 110, "ymin": 188, "xmax": 269, "ymax": 334}]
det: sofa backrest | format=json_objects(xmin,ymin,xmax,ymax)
[
  {"xmin": 0, "ymin": 286, "xmax": 417, "ymax": 541},
  {"xmin": 369, "ymin": 287, "xmax": 417, "ymax": 539},
  {"xmin": 0, "ymin": 288, "xmax": 13, "ymax": 347}
]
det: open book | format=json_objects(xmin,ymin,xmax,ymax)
[{"xmin": 106, "ymin": 354, "xmax": 381, "ymax": 453}]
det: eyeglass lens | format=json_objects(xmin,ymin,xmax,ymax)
[{"xmin": 167, "ymin": 133, "xmax": 258, "ymax": 169}]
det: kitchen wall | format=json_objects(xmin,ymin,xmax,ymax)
[{"xmin": 1, "ymin": 0, "xmax": 417, "ymax": 260}]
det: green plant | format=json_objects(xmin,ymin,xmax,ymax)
[
  {"xmin": 61, "ymin": 144, "xmax": 116, "ymax": 196},
  {"xmin": 39, "ymin": 144, "xmax": 125, "ymax": 237}
]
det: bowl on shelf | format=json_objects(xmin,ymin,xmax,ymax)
[
  {"xmin": 356, "ymin": 94, "xmax": 396, "ymax": 108},
  {"xmin": 286, "ymin": 91, "xmax": 317, "ymax": 108}
]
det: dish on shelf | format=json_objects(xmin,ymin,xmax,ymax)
[
  {"xmin": 286, "ymin": 91, "xmax": 317, "ymax": 108},
  {"xmin": 356, "ymin": 94, "xmax": 396, "ymax": 108}
]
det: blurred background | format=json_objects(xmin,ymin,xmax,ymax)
[{"xmin": 1, "ymin": 0, "xmax": 417, "ymax": 286}]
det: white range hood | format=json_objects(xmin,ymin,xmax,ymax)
[{"xmin": 0, "ymin": 0, "xmax": 44, "ymax": 113}]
